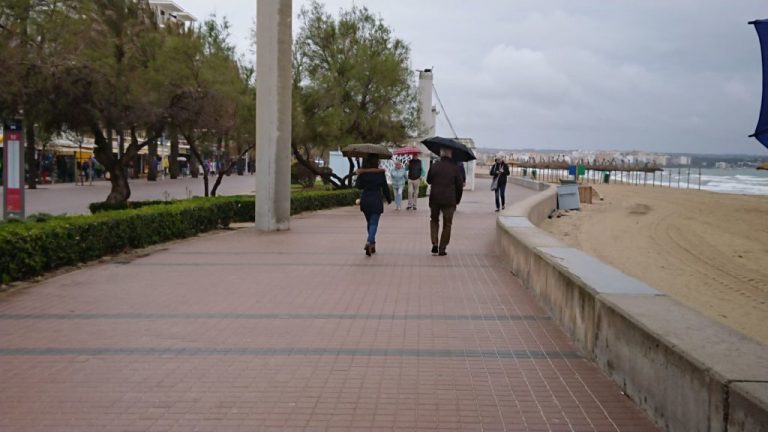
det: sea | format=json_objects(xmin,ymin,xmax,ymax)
[
  {"xmin": 512, "ymin": 167, "xmax": 768, "ymax": 196},
  {"xmin": 693, "ymin": 168, "xmax": 768, "ymax": 196},
  {"xmin": 631, "ymin": 167, "xmax": 768, "ymax": 196}
]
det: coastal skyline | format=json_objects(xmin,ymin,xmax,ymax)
[{"xmin": 181, "ymin": 0, "xmax": 768, "ymax": 155}]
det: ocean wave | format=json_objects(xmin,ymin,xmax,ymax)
[{"xmin": 512, "ymin": 168, "xmax": 768, "ymax": 195}]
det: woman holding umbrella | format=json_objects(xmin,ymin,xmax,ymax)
[
  {"xmin": 355, "ymin": 155, "xmax": 393, "ymax": 256},
  {"xmin": 343, "ymin": 144, "xmax": 394, "ymax": 256}
]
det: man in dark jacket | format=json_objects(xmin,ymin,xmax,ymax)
[
  {"xmin": 490, "ymin": 158, "xmax": 510, "ymax": 211},
  {"xmin": 426, "ymin": 148, "xmax": 464, "ymax": 256},
  {"xmin": 406, "ymin": 157, "xmax": 422, "ymax": 210}
]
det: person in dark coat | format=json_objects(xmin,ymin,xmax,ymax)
[
  {"xmin": 406, "ymin": 157, "xmax": 423, "ymax": 210},
  {"xmin": 455, "ymin": 160, "xmax": 466, "ymax": 187},
  {"xmin": 426, "ymin": 148, "xmax": 464, "ymax": 256},
  {"xmin": 355, "ymin": 155, "xmax": 393, "ymax": 256},
  {"xmin": 490, "ymin": 158, "xmax": 510, "ymax": 211}
]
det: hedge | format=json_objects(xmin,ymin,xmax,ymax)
[
  {"xmin": 1, "ymin": 189, "xmax": 362, "ymax": 285},
  {"xmin": 1, "ymin": 184, "xmax": 428, "ymax": 284},
  {"xmin": 89, "ymin": 200, "xmax": 172, "ymax": 214},
  {"xmin": 0, "ymin": 197, "xmax": 243, "ymax": 284},
  {"xmin": 89, "ymin": 182, "xmax": 427, "ymax": 216}
]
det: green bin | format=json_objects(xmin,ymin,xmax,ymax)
[
  {"xmin": 603, "ymin": 172, "xmax": 610, "ymax": 184},
  {"xmin": 531, "ymin": 169, "xmax": 537, "ymax": 180},
  {"xmin": 522, "ymin": 168, "xmax": 527, "ymax": 176}
]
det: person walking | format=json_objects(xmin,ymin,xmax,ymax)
[
  {"xmin": 355, "ymin": 155, "xmax": 393, "ymax": 256},
  {"xmin": 79, "ymin": 159, "xmax": 89, "ymax": 185},
  {"xmin": 390, "ymin": 161, "xmax": 407, "ymax": 211},
  {"xmin": 426, "ymin": 148, "xmax": 464, "ymax": 256},
  {"xmin": 406, "ymin": 156, "xmax": 422, "ymax": 210},
  {"xmin": 457, "ymin": 161, "xmax": 466, "ymax": 187},
  {"xmin": 490, "ymin": 158, "xmax": 510, "ymax": 212}
]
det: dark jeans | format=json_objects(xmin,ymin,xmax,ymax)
[
  {"xmin": 430, "ymin": 205, "xmax": 456, "ymax": 250},
  {"xmin": 364, "ymin": 212, "xmax": 381, "ymax": 244},
  {"xmin": 494, "ymin": 180, "xmax": 507, "ymax": 209}
]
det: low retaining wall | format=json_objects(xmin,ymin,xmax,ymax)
[{"xmin": 499, "ymin": 182, "xmax": 768, "ymax": 432}]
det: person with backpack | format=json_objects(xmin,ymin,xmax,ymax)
[{"xmin": 406, "ymin": 157, "xmax": 423, "ymax": 210}]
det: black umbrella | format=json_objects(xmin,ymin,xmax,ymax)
[{"xmin": 421, "ymin": 136, "xmax": 476, "ymax": 162}]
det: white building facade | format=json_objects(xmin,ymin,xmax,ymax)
[{"xmin": 148, "ymin": 1, "xmax": 196, "ymax": 29}]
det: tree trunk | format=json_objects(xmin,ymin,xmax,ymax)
[
  {"xmin": 25, "ymin": 117, "xmax": 37, "ymax": 189},
  {"xmin": 211, "ymin": 144, "xmax": 255, "ymax": 196},
  {"xmin": 95, "ymin": 126, "xmax": 161, "ymax": 203},
  {"xmin": 185, "ymin": 135, "xmax": 208, "ymax": 196},
  {"xmin": 117, "ymin": 129, "xmax": 125, "ymax": 158},
  {"xmin": 347, "ymin": 157, "xmax": 355, "ymax": 187},
  {"xmin": 188, "ymin": 135, "xmax": 199, "ymax": 178},
  {"xmin": 210, "ymin": 163, "xmax": 232, "ymax": 197},
  {"xmin": 92, "ymin": 127, "xmax": 131, "ymax": 204},
  {"xmin": 190, "ymin": 161, "xmax": 199, "ymax": 178},
  {"xmin": 169, "ymin": 135, "xmax": 179, "ymax": 179},
  {"xmin": 106, "ymin": 163, "xmax": 131, "ymax": 204},
  {"xmin": 291, "ymin": 141, "xmax": 346, "ymax": 188},
  {"xmin": 147, "ymin": 138, "xmax": 158, "ymax": 181}
]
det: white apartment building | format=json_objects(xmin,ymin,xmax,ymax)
[{"xmin": 148, "ymin": 1, "xmax": 196, "ymax": 29}]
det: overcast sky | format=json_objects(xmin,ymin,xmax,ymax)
[{"xmin": 179, "ymin": 0, "xmax": 768, "ymax": 155}]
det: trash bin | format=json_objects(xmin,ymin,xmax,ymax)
[
  {"xmin": 531, "ymin": 169, "xmax": 537, "ymax": 180},
  {"xmin": 603, "ymin": 171, "xmax": 610, "ymax": 184},
  {"xmin": 522, "ymin": 168, "xmax": 527, "ymax": 177}
]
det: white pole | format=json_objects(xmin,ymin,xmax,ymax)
[{"xmin": 255, "ymin": 0, "xmax": 292, "ymax": 231}]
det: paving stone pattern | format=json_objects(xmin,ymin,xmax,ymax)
[{"xmin": 0, "ymin": 182, "xmax": 659, "ymax": 431}]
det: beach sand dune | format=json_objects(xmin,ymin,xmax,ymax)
[{"xmin": 540, "ymin": 184, "xmax": 768, "ymax": 344}]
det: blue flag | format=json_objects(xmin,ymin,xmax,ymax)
[{"xmin": 750, "ymin": 19, "xmax": 768, "ymax": 149}]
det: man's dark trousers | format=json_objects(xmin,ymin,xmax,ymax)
[{"xmin": 430, "ymin": 205, "xmax": 456, "ymax": 251}]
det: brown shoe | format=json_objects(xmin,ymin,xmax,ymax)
[
  {"xmin": 364, "ymin": 243, "xmax": 372, "ymax": 257},
  {"xmin": 370, "ymin": 244, "xmax": 376, "ymax": 254}
]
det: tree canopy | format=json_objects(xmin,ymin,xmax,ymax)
[
  {"xmin": 0, "ymin": 0, "xmax": 254, "ymax": 202},
  {"xmin": 292, "ymin": 1, "xmax": 421, "ymax": 187},
  {"xmin": 1, "ymin": 0, "xmax": 420, "ymax": 199}
]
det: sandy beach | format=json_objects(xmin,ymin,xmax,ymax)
[{"xmin": 540, "ymin": 184, "xmax": 768, "ymax": 344}]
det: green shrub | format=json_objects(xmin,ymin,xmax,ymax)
[
  {"xmin": 89, "ymin": 200, "xmax": 172, "ymax": 214},
  {"xmin": 290, "ymin": 162, "xmax": 316, "ymax": 188},
  {"xmin": 0, "ymin": 197, "xmax": 241, "ymax": 284},
  {"xmin": 2, "ymin": 189, "xmax": 364, "ymax": 285}
]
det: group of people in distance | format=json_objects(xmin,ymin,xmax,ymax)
[
  {"xmin": 387, "ymin": 158, "xmax": 422, "ymax": 212},
  {"xmin": 354, "ymin": 151, "xmax": 510, "ymax": 258}
]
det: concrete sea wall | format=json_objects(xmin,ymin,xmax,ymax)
[{"xmin": 498, "ymin": 179, "xmax": 768, "ymax": 432}]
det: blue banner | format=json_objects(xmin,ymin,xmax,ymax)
[{"xmin": 750, "ymin": 19, "xmax": 768, "ymax": 149}]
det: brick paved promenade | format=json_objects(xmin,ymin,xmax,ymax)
[{"xmin": 0, "ymin": 182, "xmax": 658, "ymax": 431}]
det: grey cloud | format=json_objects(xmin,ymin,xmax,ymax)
[{"xmin": 180, "ymin": 0, "xmax": 767, "ymax": 154}]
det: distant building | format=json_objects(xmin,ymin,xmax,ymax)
[{"xmin": 149, "ymin": 1, "xmax": 196, "ymax": 29}]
